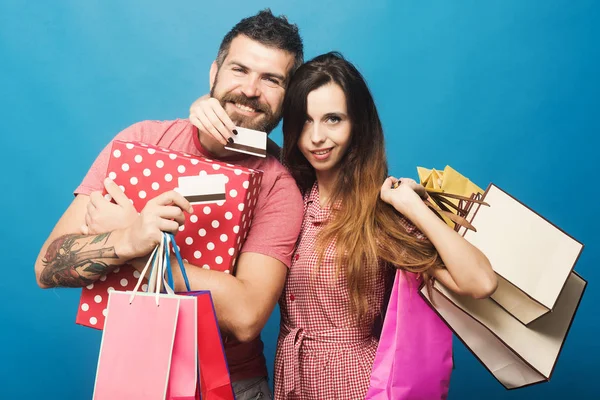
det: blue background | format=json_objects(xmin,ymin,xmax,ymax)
[{"xmin": 1, "ymin": 0, "xmax": 597, "ymax": 398}]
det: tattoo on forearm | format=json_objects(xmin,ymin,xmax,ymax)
[{"xmin": 40, "ymin": 232, "xmax": 120, "ymax": 287}]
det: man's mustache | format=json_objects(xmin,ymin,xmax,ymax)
[{"xmin": 220, "ymin": 93, "xmax": 269, "ymax": 114}]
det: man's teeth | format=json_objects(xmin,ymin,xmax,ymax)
[
  {"xmin": 235, "ymin": 103, "xmax": 256, "ymax": 113},
  {"xmin": 314, "ymin": 149, "xmax": 331, "ymax": 155}
]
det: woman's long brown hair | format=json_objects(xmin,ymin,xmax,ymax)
[{"xmin": 282, "ymin": 52, "xmax": 444, "ymax": 322}]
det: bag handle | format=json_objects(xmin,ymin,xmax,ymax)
[
  {"xmin": 128, "ymin": 232, "xmax": 192, "ymax": 305},
  {"xmin": 129, "ymin": 244, "xmax": 159, "ymax": 303},
  {"xmin": 165, "ymin": 233, "xmax": 191, "ymax": 292},
  {"xmin": 392, "ymin": 180, "xmax": 489, "ymax": 232},
  {"xmin": 129, "ymin": 238, "xmax": 162, "ymax": 304},
  {"xmin": 128, "ymin": 233, "xmax": 174, "ymax": 305}
]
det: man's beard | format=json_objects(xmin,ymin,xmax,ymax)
[{"xmin": 210, "ymin": 76, "xmax": 282, "ymax": 134}]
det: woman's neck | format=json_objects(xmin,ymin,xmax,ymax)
[{"xmin": 315, "ymin": 169, "xmax": 339, "ymax": 208}]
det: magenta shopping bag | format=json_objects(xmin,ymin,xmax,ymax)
[{"xmin": 365, "ymin": 270, "xmax": 453, "ymax": 400}]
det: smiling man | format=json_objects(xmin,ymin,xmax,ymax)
[
  {"xmin": 210, "ymin": 35, "xmax": 287, "ymax": 134},
  {"xmin": 35, "ymin": 10, "xmax": 304, "ymax": 399}
]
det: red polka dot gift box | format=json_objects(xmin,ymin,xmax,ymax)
[{"xmin": 76, "ymin": 140, "xmax": 263, "ymax": 329}]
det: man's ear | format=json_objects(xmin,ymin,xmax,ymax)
[{"xmin": 209, "ymin": 61, "xmax": 218, "ymax": 91}]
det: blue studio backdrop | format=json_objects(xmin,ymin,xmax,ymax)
[{"xmin": 1, "ymin": 1, "xmax": 597, "ymax": 399}]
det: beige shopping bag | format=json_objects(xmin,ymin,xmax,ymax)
[
  {"xmin": 458, "ymin": 184, "xmax": 583, "ymax": 324},
  {"xmin": 420, "ymin": 182, "xmax": 587, "ymax": 389},
  {"xmin": 420, "ymin": 272, "xmax": 586, "ymax": 389}
]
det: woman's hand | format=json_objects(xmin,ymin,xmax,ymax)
[
  {"xmin": 189, "ymin": 94, "xmax": 236, "ymax": 145},
  {"xmin": 380, "ymin": 176, "xmax": 428, "ymax": 216}
]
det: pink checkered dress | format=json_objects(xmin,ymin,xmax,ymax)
[{"xmin": 274, "ymin": 183, "xmax": 423, "ymax": 400}]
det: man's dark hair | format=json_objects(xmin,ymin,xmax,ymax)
[{"xmin": 216, "ymin": 9, "xmax": 303, "ymax": 74}]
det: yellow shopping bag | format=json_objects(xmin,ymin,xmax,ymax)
[{"xmin": 412, "ymin": 166, "xmax": 488, "ymax": 232}]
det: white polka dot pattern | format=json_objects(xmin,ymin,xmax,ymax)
[{"xmin": 76, "ymin": 139, "xmax": 263, "ymax": 329}]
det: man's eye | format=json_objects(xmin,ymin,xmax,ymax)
[{"xmin": 232, "ymin": 67, "xmax": 244, "ymax": 73}]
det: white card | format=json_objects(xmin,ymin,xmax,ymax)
[
  {"xmin": 177, "ymin": 174, "xmax": 226, "ymax": 204},
  {"xmin": 224, "ymin": 126, "xmax": 267, "ymax": 158}
]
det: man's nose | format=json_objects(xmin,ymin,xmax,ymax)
[{"xmin": 241, "ymin": 75, "xmax": 261, "ymax": 98}]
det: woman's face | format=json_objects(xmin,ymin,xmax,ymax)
[{"xmin": 297, "ymin": 83, "xmax": 352, "ymax": 178}]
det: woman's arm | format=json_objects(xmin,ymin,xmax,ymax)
[{"xmin": 381, "ymin": 177, "xmax": 497, "ymax": 299}]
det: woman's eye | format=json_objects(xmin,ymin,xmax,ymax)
[{"xmin": 327, "ymin": 116, "xmax": 341, "ymax": 123}]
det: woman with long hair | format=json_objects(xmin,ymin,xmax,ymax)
[{"xmin": 273, "ymin": 52, "xmax": 497, "ymax": 399}]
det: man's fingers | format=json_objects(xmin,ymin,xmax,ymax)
[
  {"xmin": 172, "ymin": 211, "xmax": 186, "ymax": 226},
  {"xmin": 89, "ymin": 191, "xmax": 104, "ymax": 208},
  {"xmin": 157, "ymin": 219, "xmax": 181, "ymax": 234},
  {"xmin": 86, "ymin": 199, "xmax": 97, "ymax": 216},
  {"xmin": 104, "ymin": 178, "xmax": 130, "ymax": 207},
  {"xmin": 156, "ymin": 205, "xmax": 186, "ymax": 225},
  {"xmin": 151, "ymin": 191, "xmax": 193, "ymax": 213},
  {"xmin": 84, "ymin": 213, "xmax": 92, "ymax": 233},
  {"xmin": 170, "ymin": 194, "xmax": 193, "ymax": 214}
]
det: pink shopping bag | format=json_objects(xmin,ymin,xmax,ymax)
[
  {"xmin": 93, "ymin": 233, "xmax": 199, "ymax": 400},
  {"xmin": 167, "ymin": 295, "xmax": 198, "ymax": 400},
  {"xmin": 366, "ymin": 270, "xmax": 453, "ymax": 399},
  {"xmin": 93, "ymin": 290, "xmax": 182, "ymax": 400}
]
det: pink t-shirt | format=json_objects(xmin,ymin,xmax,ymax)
[{"xmin": 75, "ymin": 119, "xmax": 304, "ymax": 381}]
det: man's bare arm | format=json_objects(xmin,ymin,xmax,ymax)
[
  {"xmin": 38, "ymin": 231, "xmax": 124, "ymax": 287},
  {"xmin": 36, "ymin": 191, "xmax": 190, "ymax": 288},
  {"xmin": 35, "ymin": 195, "xmax": 126, "ymax": 288}
]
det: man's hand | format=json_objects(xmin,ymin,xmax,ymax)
[
  {"xmin": 189, "ymin": 94, "xmax": 236, "ymax": 145},
  {"xmin": 81, "ymin": 178, "xmax": 138, "ymax": 235},
  {"xmin": 119, "ymin": 190, "xmax": 193, "ymax": 260}
]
